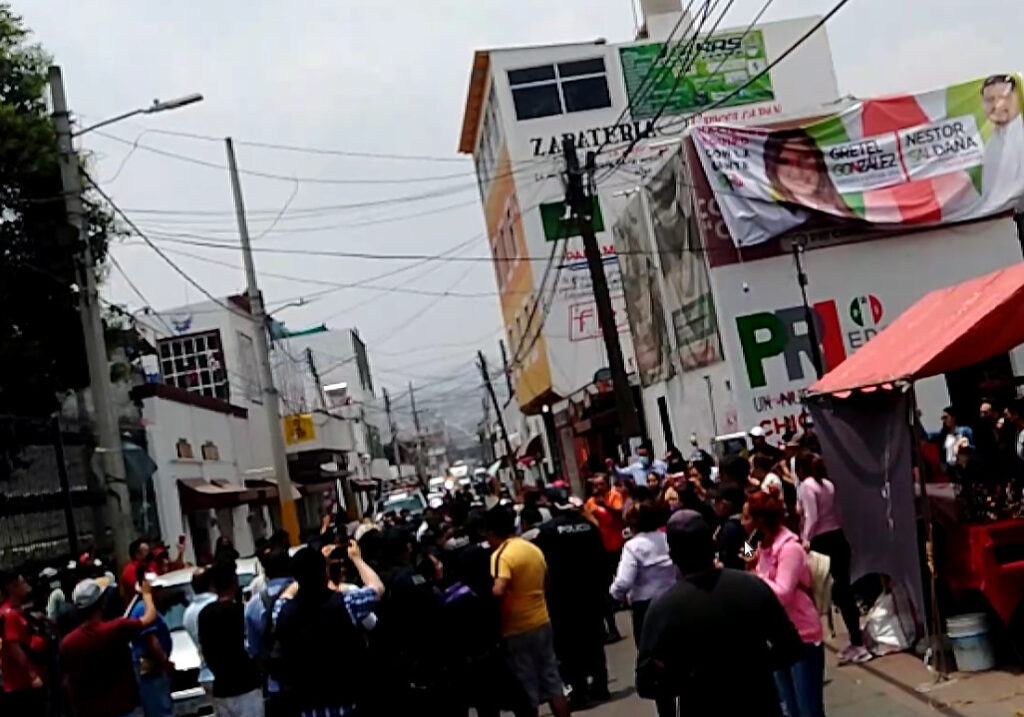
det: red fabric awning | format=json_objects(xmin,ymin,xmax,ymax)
[{"xmin": 809, "ymin": 262, "xmax": 1024, "ymax": 397}]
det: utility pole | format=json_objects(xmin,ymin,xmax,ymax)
[
  {"xmin": 562, "ymin": 136, "xmax": 641, "ymax": 453},
  {"xmin": 409, "ymin": 381, "xmax": 426, "ymax": 481},
  {"xmin": 478, "ymin": 350, "xmax": 518, "ymax": 488},
  {"xmin": 50, "ymin": 66, "xmax": 133, "ymax": 564},
  {"xmin": 306, "ymin": 348, "xmax": 326, "ymax": 410},
  {"xmin": 792, "ymin": 242, "xmax": 825, "ymax": 379},
  {"xmin": 226, "ymin": 137, "xmax": 300, "ymax": 545},
  {"xmin": 383, "ymin": 387, "xmax": 402, "ymax": 482},
  {"xmin": 498, "ymin": 339, "xmax": 514, "ymax": 401}
]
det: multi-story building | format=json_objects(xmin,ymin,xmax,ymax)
[
  {"xmin": 132, "ymin": 297, "xmax": 380, "ymax": 561},
  {"xmin": 458, "ymin": 0, "xmax": 840, "ymax": 478}
]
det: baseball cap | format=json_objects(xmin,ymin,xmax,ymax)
[
  {"xmin": 749, "ymin": 426, "xmax": 766, "ymax": 438},
  {"xmin": 665, "ymin": 509, "xmax": 715, "ymax": 569},
  {"xmin": 72, "ymin": 579, "xmax": 105, "ymax": 610}
]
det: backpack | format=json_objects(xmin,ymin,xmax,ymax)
[{"xmin": 804, "ymin": 550, "xmax": 835, "ymax": 636}]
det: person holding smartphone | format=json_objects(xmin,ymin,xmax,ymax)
[{"xmin": 61, "ymin": 575, "xmax": 158, "ymax": 717}]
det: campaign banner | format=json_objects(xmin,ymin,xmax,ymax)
[
  {"xmin": 620, "ymin": 29, "xmax": 774, "ymax": 121},
  {"xmin": 691, "ymin": 73, "xmax": 1024, "ymax": 247}
]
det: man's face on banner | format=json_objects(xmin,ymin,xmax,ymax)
[{"xmin": 983, "ymin": 79, "xmax": 1021, "ymax": 127}]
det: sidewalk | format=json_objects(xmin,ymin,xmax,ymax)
[
  {"xmin": 822, "ymin": 630, "xmax": 1024, "ymax": 717},
  {"xmin": 570, "ymin": 615, "xmax": 1024, "ymax": 717}
]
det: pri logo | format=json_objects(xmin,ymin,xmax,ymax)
[
  {"xmin": 737, "ymin": 295, "xmax": 888, "ymax": 389},
  {"xmin": 849, "ymin": 295, "xmax": 883, "ymax": 328}
]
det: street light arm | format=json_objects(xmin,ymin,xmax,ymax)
[
  {"xmin": 71, "ymin": 108, "xmax": 145, "ymax": 138},
  {"xmin": 71, "ymin": 93, "xmax": 204, "ymax": 137}
]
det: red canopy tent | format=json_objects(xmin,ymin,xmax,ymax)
[
  {"xmin": 805, "ymin": 262, "xmax": 1024, "ymax": 671},
  {"xmin": 809, "ymin": 262, "xmax": 1024, "ymax": 396}
]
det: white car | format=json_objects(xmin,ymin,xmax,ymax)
[
  {"xmin": 376, "ymin": 489, "xmax": 428, "ymax": 520},
  {"xmin": 148, "ymin": 557, "xmax": 260, "ymax": 716}
]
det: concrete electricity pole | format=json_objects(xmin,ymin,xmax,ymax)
[
  {"xmin": 50, "ymin": 67, "xmax": 133, "ymax": 563},
  {"xmin": 408, "ymin": 381, "xmax": 427, "ymax": 481},
  {"xmin": 225, "ymin": 137, "xmax": 301, "ymax": 545},
  {"xmin": 562, "ymin": 136, "xmax": 641, "ymax": 453},
  {"xmin": 478, "ymin": 350, "xmax": 519, "ymax": 489}
]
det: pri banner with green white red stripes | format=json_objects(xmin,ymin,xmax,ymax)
[{"xmin": 692, "ymin": 73, "xmax": 1024, "ymax": 247}]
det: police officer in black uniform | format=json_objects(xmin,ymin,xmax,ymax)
[{"xmin": 534, "ymin": 487, "xmax": 610, "ymax": 709}]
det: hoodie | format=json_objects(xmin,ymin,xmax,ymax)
[{"xmin": 754, "ymin": 527, "xmax": 823, "ymax": 643}]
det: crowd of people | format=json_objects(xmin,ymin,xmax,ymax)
[{"xmin": 0, "ymin": 428, "xmax": 870, "ymax": 717}]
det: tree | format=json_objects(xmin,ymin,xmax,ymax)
[{"xmin": 0, "ymin": 4, "xmax": 117, "ymax": 416}]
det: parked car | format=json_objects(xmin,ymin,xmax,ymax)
[
  {"xmin": 147, "ymin": 556, "xmax": 260, "ymax": 716},
  {"xmin": 376, "ymin": 489, "xmax": 427, "ymax": 520},
  {"xmin": 147, "ymin": 568, "xmax": 211, "ymax": 717}
]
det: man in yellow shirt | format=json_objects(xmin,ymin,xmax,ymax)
[{"xmin": 486, "ymin": 507, "xmax": 570, "ymax": 717}]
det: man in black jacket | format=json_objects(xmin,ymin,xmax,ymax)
[
  {"xmin": 637, "ymin": 510, "xmax": 803, "ymax": 716},
  {"xmin": 711, "ymin": 484, "xmax": 748, "ymax": 570},
  {"xmin": 534, "ymin": 489, "xmax": 610, "ymax": 709}
]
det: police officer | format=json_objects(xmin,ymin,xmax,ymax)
[{"xmin": 534, "ymin": 488, "xmax": 610, "ymax": 709}]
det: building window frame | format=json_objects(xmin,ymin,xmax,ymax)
[
  {"xmin": 157, "ymin": 329, "xmax": 229, "ymax": 401},
  {"xmin": 508, "ymin": 57, "xmax": 612, "ymax": 121}
]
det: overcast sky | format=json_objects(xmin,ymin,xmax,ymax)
[{"xmin": 18, "ymin": 0, "xmax": 1024, "ymax": 409}]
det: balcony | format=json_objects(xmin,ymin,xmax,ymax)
[{"xmin": 281, "ymin": 411, "xmax": 355, "ymax": 455}]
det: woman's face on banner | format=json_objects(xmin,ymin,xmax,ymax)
[{"xmin": 776, "ymin": 140, "xmax": 821, "ymax": 199}]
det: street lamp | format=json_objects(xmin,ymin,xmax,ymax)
[
  {"xmin": 48, "ymin": 64, "xmax": 203, "ymax": 564},
  {"xmin": 72, "ymin": 93, "xmax": 204, "ymax": 137}
]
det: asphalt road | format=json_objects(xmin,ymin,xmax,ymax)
[{"xmin": 563, "ymin": 614, "xmax": 938, "ymax": 717}]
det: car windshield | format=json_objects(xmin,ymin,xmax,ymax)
[
  {"xmin": 384, "ymin": 496, "xmax": 424, "ymax": 514},
  {"xmin": 160, "ymin": 585, "xmax": 193, "ymax": 631},
  {"xmin": 238, "ymin": 571, "xmax": 255, "ymax": 591}
]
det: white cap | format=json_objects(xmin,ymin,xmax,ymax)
[
  {"xmin": 749, "ymin": 426, "xmax": 766, "ymax": 437},
  {"xmin": 72, "ymin": 579, "xmax": 105, "ymax": 610}
]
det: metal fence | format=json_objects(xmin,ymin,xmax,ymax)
[{"xmin": 0, "ymin": 415, "xmax": 106, "ymax": 570}]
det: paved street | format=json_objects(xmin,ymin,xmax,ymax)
[{"xmin": 548, "ymin": 615, "xmax": 1024, "ymax": 717}]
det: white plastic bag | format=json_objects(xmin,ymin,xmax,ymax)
[{"xmin": 863, "ymin": 586, "xmax": 915, "ymax": 655}]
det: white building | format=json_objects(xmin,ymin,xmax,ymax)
[
  {"xmin": 271, "ymin": 326, "xmax": 390, "ymax": 516},
  {"xmin": 132, "ymin": 296, "xmax": 379, "ymax": 561},
  {"xmin": 458, "ymin": 0, "xmax": 840, "ymax": 475}
]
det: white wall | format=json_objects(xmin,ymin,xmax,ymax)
[
  {"xmin": 271, "ymin": 328, "xmax": 385, "ymax": 485},
  {"xmin": 710, "ymin": 217, "xmax": 1024, "ymax": 438},
  {"xmin": 642, "ymin": 359, "xmax": 736, "ymax": 455},
  {"xmin": 141, "ymin": 395, "xmax": 261, "ymax": 560}
]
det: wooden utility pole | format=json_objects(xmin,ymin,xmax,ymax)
[{"xmin": 562, "ymin": 135, "xmax": 641, "ymax": 452}]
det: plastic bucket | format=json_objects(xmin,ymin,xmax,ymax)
[{"xmin": 946, "ymin": 613, "xmax": 996, "ymax": 672}]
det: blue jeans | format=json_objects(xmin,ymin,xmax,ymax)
[
  {"xmin": 137, "ymin": 672, "xmax": 173, "ymax": 717},
  {"xmin": 774, "ymin": 641, "xmax": 825, "ymax": 717}
]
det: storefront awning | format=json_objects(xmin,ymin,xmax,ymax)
[
  {"xmin": 809, "ymin": 262, "xmax": 1024, "ymax": 397},
  {"xmin": 244, "ymin": 478, "xmax": 301, "ymax": 503},
  {"xmin": 178, "ymin": 478, "xmax": 259, "ymax": 512},
  {"xmin": 350, "ymin": 478, "xmax": 379, "ymax": 492},
  {"xmin": 517, "ymin": 433, "xmax": 544, "ymax": 460}
]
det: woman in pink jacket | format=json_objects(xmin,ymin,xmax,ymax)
[{"xmin": 744, "ymin": 490, "xmax": 824, "ymax": 717}]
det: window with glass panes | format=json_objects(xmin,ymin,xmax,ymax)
[
  {"xmin": 157, "ymin": 330, "xmax": 229, "ymax": 400},
  {"xmin": 508, "ymin": 57, "xmax": 611, "ymax": 121}
]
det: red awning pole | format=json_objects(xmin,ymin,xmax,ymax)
[{"xmin": 909, "ymin": 387, "xmax": 950, "ymax": 681}]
